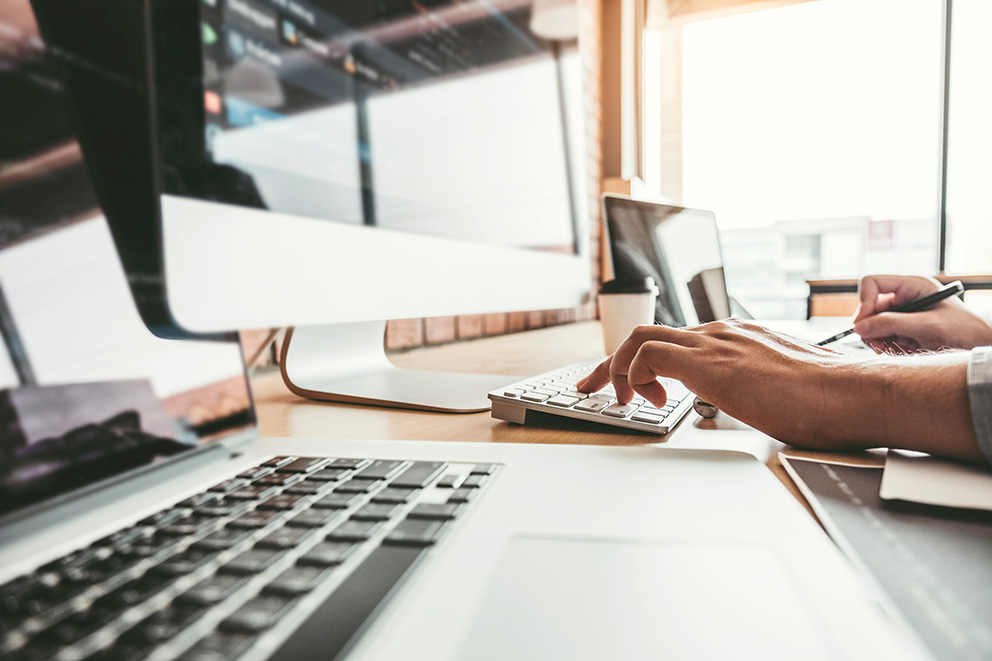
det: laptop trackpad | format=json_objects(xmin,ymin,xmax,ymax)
[{"xmin": 458, "ymin": 536, "xmax": 831, "ymax": 660}]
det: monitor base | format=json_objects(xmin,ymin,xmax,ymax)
[{"xmin": 279, "ymin": 322, "xmax": 518, "ymax": 413}]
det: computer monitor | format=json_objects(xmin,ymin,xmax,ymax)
[{"xmin": 30, "ymin": 0, "xmax": 591, "ymax": 412}]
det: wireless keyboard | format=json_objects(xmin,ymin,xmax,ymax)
[{"xmin": 489, "ymin": 358, "xmax": 696, "ymax": 434}]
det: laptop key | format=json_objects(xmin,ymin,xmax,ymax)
[
  {"xmin": 227, "ymin": 485, "xmax": 280, "ymax": 500},
  {"xmin": 256, "ymin": 494, "xmax": 308, "ymax": 511},
  {"xmin": 178, "ymin": 573, "xmax": 249, "ymax": 605},
  {"xmin": 151, "ymin": 547, "xmax": 219, "ymax": 576},
  {"xmin": 285, "ymin": 508, "xmax": 344, "ymax": 529},
  {"xmin": 436, "ymin": 475, "xmax": 465, "ymax": 489},
  {"xmin": 220, "ymin": 594, "xmax": 297, "ymax": 633},
  {"xmin": 195, "ymin": 527, "xmax": 255, "ymax": 550},
  {"xmin": 256, "ymin": 526, "xmax": 316, "ymax": 549},
  {"xmin": 274, "ymin": 457, "xmax": 330, "ymax": 474},
  {"xmin": 228, "ymin": 509, "xmax": 284, "ymax": 529},
  {"xmin": 262, "ymin": 456, "xmax": 297, "ymax": 468},
  {"xmin": 326, "ymin": 519, "xmax": 381, "ymax": 542},
  {"xmin": 350, "ymin": 503, "xmax": 401, "ymax": 521},
  {"xmin": 389, "ymin": 462, "xmax": 446, "ymax": 488},
  {"xmin": 329, "ymin": 458, "xmax": 366, "ymax": 469},
  {"xmin": 336, "ymin": 479, "xmax": 381, "ymax": 494},
  {"xmin": 370, "ymin": 487, "xmax": 418, "ymax": 503},
  {"xmin": 448, "ymin": 488, "xmax": 477, "ymax": 504},
  {"xmin": 255, "ymin": 473, "xmax": 304, "ymax": 487},
  {"xmin": 208, "ymin": 478, "xmax": 249, "ymax": 494},
  {"xmin": 306, "ymin": 468, "xmax": 351, "ymax": 482},
  {"xmin": 461, "ymin": 475, "xmax": 488, "ymax": 489},
  {"xmin": 297, "ymin": 542, "xmax": 357, "ymax": 567},
  {"xmin": 312, "ymin": 492, "xmax": 362, "ymax": 510},
  {"xmin": 236, "ymin": 466, "xmax": 274, "ymax": 481},
  {"xmin": 385, "ymin": 519, "xmax": 449, "ymax": 547},
  {"xmin": 407, "ymin": 503, "xmax": 464, "ymax": 520},
  {"xmin": 263, "ymin": 565, "xmax": 332, "ymax": 596},
  {"xmin": 284, "ymin": 481, "xmax": 331, "ymax": 496},
  {"xmin": 182, "ymin": 631, "xmax": 256, "ymax": 661},
  {"xmin": 220, "ymin": 548, "xmax": 285, "ymax": 575}
]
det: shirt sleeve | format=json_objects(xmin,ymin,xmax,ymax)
[{"xmin": 966, "ymin": 346, "xmax": 992, "ymax": 465}]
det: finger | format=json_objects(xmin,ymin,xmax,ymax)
[
  {"xmin": 627, "ymin": 341, "xmax": 694, "ymax": 407},
  {"xmin": 609, "ymin": 326, "xmax": 698, "ymax": 404},
  {"xmin": 854, "ymin": 310, "xmax": 945, "ymax": 346},
  {"xmin": 576, "ymin": 356, "xmax": 613, "ymax": 393}
]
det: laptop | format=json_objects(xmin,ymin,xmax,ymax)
[{"xmin": 0, "ymin": 218, "xmax": 931, "ymax": 658}]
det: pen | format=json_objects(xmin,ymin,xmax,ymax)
[{"xmin": 815, "ymin": 280, "xmax": 965, "ymax": 346}]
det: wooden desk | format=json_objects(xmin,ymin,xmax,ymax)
[{"xmin": 251, "ymin": 320, "xmax": 882, "ymax": 515}]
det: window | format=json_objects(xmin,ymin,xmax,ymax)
[{"xmin": 643, "ymin": 0, "xmax": 946, "ymax": 318}]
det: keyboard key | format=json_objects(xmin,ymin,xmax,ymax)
[
  {"xmin": 256, "ymin": 526, "xmax": 316, "ymax": 549},
  {"xmin": 329, "ymin": 458, "xmax": 366, "ymax": 469},
  {"xmin": 462, "ymin": 475, "xmax": 488, "ymax": 489},
  {"xmin": 263, "ymin": 565, "xmax": 333, "ymax": 596},
  {"xmin": 390, "ymin": 462, "xmax": 446, "ymax": 488},
  {"xmin": 255, "ymin": 473, "xmax": 304, "ymax": 487},
  {"xmin": 227, "ymin": 485, "xmax": 279, "ymax": 501},
  {"xmin": 221, "ymin": 594, "xmax": 297, "ymax": 632},
  {"xmin": 312, "ymin": 492, "xmax": 362, "ymax": 510},
  {"xmin": 336, "ymin": 479, "xmax": 380, "ymax": 494},
  {"xmin": 178, "ymin": 573, "xmax": 249, "ymax": 605},
  {"xmin": 151, "ymin": 547, "xmax": 219, "ymax": 576},
  {"xmin": 274, "ymin": 457, "xmax": 330, "ymax": 474},
  {"xmin": 306, "ymin": 468, "xmax": 351, "ymax": 482},
  {"xmin": 573, "ymin": 399, "xmax": 609, "ymax": 412},
  {"xmin": 286, "ymin": 508, "xmax": 344, "ymax": 529},
  {"xmin": 208, "ymin": 478, "xmax": 249, "ymax": 494},
  {"xmin": 520, "ymin": 392, "xmax": 549, "ymax": 402},
  {"xmin": 436, "ymin": 475, "xmax": 465, "ymax": 489},
  {"xmin": 139, "ymin": 508, "xmax": 191, "ymax": 528},
  {"xmin": 407, "ymin": 503, "xmax": 464, "ymax": 520},
  {"xmin": 262, "ymin": 456, "xmax": 297, "ymax": 468},
  {"xmin": 448, "ymin": 488, "xmax": 477, "ymax": 504},
  {"xmin": 236, "ymin": 466, "xmax": 274, "ymax": 481},
  {"xmin": 220, "ymin": 548, "xmax": 285, "ymax": 575},
  {"xmin": 194, "ymin": 528, "xmax": 255, "ymax": 551},
  {"xmin": 178, "ymin": 492, "xmax": 222, "ymax": 509},
  {"xmin": 370, "ymin": 487, "xmax": 418, "ymax": 503},
  {"xmin": 182, "ymin": 631, "xmax": 256, "ymax": 661},
  {"xmin": 284, "ymin": 481, "xmax": 331, "ymax": 496},
  {"xmin": 327, "ymin": 519, "xmax": 381, "ymax": 542},
  {"xmin": 602, "ymin": 403, "xmax": 640, "ymax": 418},
  {"xmin": 256, "ymin": 494, "xmax": 308, "ymax": 511},
  {"xmin": 297, "ymin": 542, "xmax": 357, "ymax": 567},
  {"xmin": 351, "ymin": 503, "xmax": 401, "ymax": 521},
  {"xmin": 128, "ymin": 603, "xmax": 204, "ymax": 644},
  {"xmin": 631, "ymin": 412, "xmax": 664, "ymax": 424},
  {"xmin": 354, "ymin": 460, "xmax": 405, "ymax": 481},
  {"xmin": 385, "ymin": 519, "xmax": 448, "ymax": 547},
  {"xmin": 547, "ymin": 395, "xmax": 580, "ymax": 407},
  {"xmin": 502, "ymin": 388, "xmax": 525, "ymax": 397},
  {"xmin": 228, "ymin": 509, "xmax": 284, "ymax": 529}
]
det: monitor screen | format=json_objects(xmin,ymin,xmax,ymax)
[
  {"xmin": 603, "ymin": 196, "xmax": 730, "ymax": 327},
  {"xmin": 0, "ymin": 2, "xmax": 256, "ymax": 522},
  {"xmin": 30, "ymin": 0, "xmax": 591, "ymax": 335}
]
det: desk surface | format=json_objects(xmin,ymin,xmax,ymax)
[{"xmin": 251, "ymin": 320, "xmax": 884, "ymax": 516}]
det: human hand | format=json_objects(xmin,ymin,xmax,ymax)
[
  {"xmin": 853, "ymin": 275, "xmax": 992, "ymax": 352},
  {"xmin": 576, "ymin": 320, "xmax": 868, "ymax": 449},
  {"xmin": 574, "ymin": 319, "xmax": 982, "ymax": 461}
]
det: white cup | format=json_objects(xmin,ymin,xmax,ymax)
[{"xmin": 598, "ymin": 277, "xmax": 659, "ymax": 355}]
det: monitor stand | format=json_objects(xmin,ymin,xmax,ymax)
[{"xmin": 279, "ymin": 322, "xmax": 519, "ymax": 413}]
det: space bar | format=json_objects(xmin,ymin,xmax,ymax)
[{"xmin": 269, "ymin": 545, "xmax": 425, "ymax": 661}]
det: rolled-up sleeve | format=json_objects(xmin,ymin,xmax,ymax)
[{"xmin": 967, "ymin": 346, "xmax": 992, "ymax": 465}]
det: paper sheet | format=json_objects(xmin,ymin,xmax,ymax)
[{"xmin": 879, "ymin": 449, "xmax": 992, "ymax": 512}]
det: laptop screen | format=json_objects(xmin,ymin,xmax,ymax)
[
  {"xmin": 603, "ymin": 195, "xmax": 730, "ymax": 327},
  {"xmin": 0, "ymin": 6, "xmax": 256, "ymax": 522}
]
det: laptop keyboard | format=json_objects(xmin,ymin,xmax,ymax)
[
  {"xmin": 489, "ymin": 358, "xmax": 695, "ymax": 434},
  {"xmin": 0, "ymin": 456, "xmax": 496, "ymax": 661}
]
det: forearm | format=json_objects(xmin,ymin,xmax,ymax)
[{"xmin": 824, "ymin": 353, "xmax": 983, "ymax": 462}]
